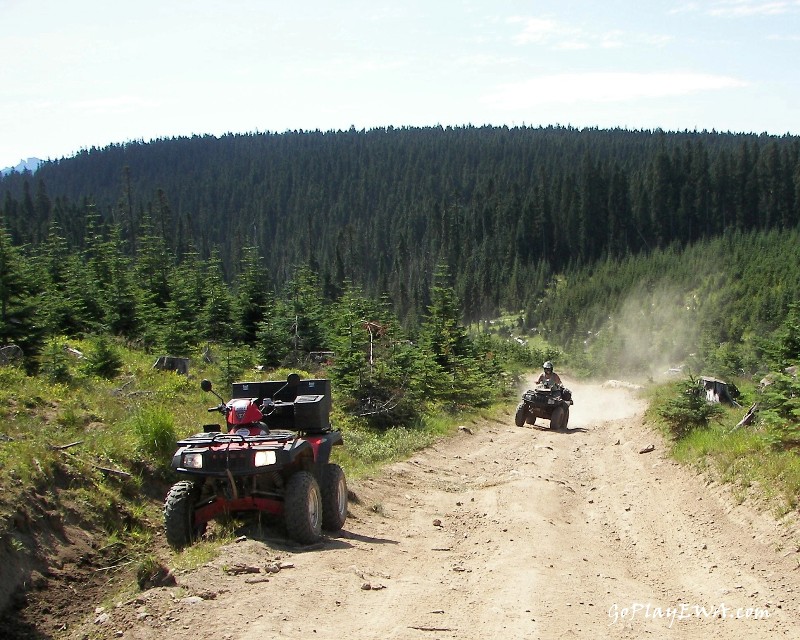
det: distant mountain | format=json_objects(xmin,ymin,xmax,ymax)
[{"xmin": 1, "ymin": 157, "xmax": 42, "ymax": 175}]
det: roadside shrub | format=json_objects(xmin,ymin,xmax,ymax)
[
  {"xmin": 83, "ymin": 335, "xmax": 123, "ymax": 379},
  {"xmin": 39, "ymin": 338, "xmax": 72, "ymax": 384},
  {"xmin": 657, "ymin": 376, "xmax": 723, "ymax": 439},
  {"xmin": 756, "ymin": 371, "xmax": 800, "ymax": 448},
  {"xmin": 217, "ymin": 342, "xmax": 254, "ymax": 387},
  {"xmin": 136, "ymin": 555, "xmax": 175, "ymax": 590}
]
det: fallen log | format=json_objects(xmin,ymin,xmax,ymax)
[
  {"xmin": 49, "ymin": 440, "xmax": 83, "ymax": 451},
  {"xmin": 733, "ymin": 402, "xmax": 758, "ymax": 430},
  {"xmin": 94, "ymin": 465, "xmax": 132, "ymax": 478}
]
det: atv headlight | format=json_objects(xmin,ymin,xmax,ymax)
[
  {"xmin": 254, "ymin": 450, "xmax": 276, "ymax": 467},
  {"xmin": 182, "ymin": 452, "xmax": 204, "ymax": 469}
]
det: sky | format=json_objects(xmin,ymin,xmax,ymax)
[{"xmin": 2, "ymin": 0, "xmax": 799, "ymax": 170}]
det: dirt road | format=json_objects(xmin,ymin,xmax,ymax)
[{"xmin": 84, "ymin": 379, "xmax": 799, "ymax": 639}]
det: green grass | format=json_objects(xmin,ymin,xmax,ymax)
[
  {"xmin": 333, "ymin": 405, "xmax": 493, "ymax": 478},
  {"xmin": 649, "ymin": 381, "xmax": 800, "ymax": 517},
  {"xmin": 129, "ymin": 406, "xmax": 178, "ymax": 458},
  {"xmin": 169, "ymin": 538, "xmax": 231, "ymax": 572}
]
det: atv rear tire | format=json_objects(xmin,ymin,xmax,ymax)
[
  {"xmin": 321, "ymin": 463, "xmax": 348, "ymax": 531},
  {"xmin": 550, "ymin": 406, "xmax": 565, "ymax": 430},
  {"xmin": 164, "ymin": 480, "xmax": 204, "ymax": 548},
  {"xmin": 514, "ymin": 402, "xmax": 528, "ymax": 427},
  {"xmin": 284, "ymin": 471, "xmax": 323, "ymax": 544}
]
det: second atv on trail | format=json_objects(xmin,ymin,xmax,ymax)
[
  {"xmin": 163, "ymin": 373, "xmax": 347, "ymax": 548},
  {"xmin": 515, "ymin": 381, "xmax": 574, "ymax": 430}
]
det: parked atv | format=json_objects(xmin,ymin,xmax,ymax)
[
  {"xmin": 163, "ymin": 373, "xmax": 347, "ymax": 548},
  {"xmin": 514, "ymin": 381, "xmax": 574, "ymax": 429}
]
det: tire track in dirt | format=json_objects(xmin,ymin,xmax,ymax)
[{"xmin": 85, "ymin": 379, "xmax": 799, "ymax": 640}]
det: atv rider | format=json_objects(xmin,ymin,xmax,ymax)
[{"xmin": 536, "ymin": 361, "xmax": 562, "ymax": 387}]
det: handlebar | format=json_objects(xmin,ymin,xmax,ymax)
[
  {"xmin": 260, "ymin": 398, "xmax": 293, "ymax": 415},
  {"xmin": 260, "ymin": 398, "xmax": 275, "ymax": 415}
]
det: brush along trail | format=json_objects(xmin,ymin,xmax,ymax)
[{"xmin": 80, "ymin": 379, "xmax": 799, "ymax": 639}]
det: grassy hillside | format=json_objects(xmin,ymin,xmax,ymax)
[
  {"xmin": 646, "ymin": 375, "xmax": 800, "ymax": 516},
  {"xmin": 531, "ymin": 228, "xmax": 800, "ymax": 382}
]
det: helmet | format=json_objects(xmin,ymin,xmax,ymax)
[{"xmin": 543, "ymin": 361, "xmax": 553, "ymax": 371}]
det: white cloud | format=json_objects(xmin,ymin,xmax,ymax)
[
  {"xmin": 638, "ymin": 34, "xmax": 674, "ymax": 47},
  {"xmin": 668, "ymin": 2, "xmax": 703, "ymax": 14},
  {"xmin": 707, "ymin": 1, "xmax": 800, "ymax": 16},
  {"xmin": 598, "ymin": 30, "xmax": 626, "ymax": 49},
  {"xmin": 555, "ymin": 40, "xmax": 591, "ymax": 51},
  {"xmin": 508, "ymin": 16, "xmax": 670, "ymax": 51},
  {"xmin": 455, "ymin": 53, "xmax": 522, "ymax": 68},
  {"xmin": 509, "ymin": 16, "xmax": 563, "ymax": 45},
  {"xmin": 483, "ymin": 72, "xmax": 748, "ymax": 108}
]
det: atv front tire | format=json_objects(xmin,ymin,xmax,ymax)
[
  {"xmin": 514, "ymin": 402, "xmax": 528, "ymax": 427},
  {"xmin": 562, "ymin": 406, "xmax": 570, "ymax": 429},
  {"xmin": 321, "ymin": 463, "xmax": 348, "ymax": 531},
  {"xmin": 164, "ymin": 480, "xmax": 204, "ymax": 548},
  {"xmin": 284, "ymin": 471, "xmax": 323, "ymax": 544},
  {"xmin": 550, "ymin": 406, "xmax": 565, "ymax": 430}
]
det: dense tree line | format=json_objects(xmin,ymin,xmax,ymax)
[
  {"xmin": 1, "ymin": 125, "xmax": 798, "ymax": 390},
  {"xmin": 1, "ymin": 210, "xmax": 554, "ymax": 422},
  {"xmin": 2, "ymin": 125, "xmax": 799, "ymax": 328}
]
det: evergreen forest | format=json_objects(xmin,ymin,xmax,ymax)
[{"xmin": 1, "ymin": 125, "xmax": 800, "ymax": 396}]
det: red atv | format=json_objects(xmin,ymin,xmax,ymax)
[{"xmin": 163, "ymin": 373, "xmax": 347, "ymax": 547}]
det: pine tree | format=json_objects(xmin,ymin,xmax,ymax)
[
  {"xmin": 768, "ymin": 303, "xmax": 800, "ymax": 368},
  {"xmin": 418, "ymin": 264, "xmax": 483, "ymax": 404},
  {"xmin": 82, "ymin": 334, "xmax": 123, "ymax": 379},
  {"xmin": 236, "ymin": 246, "xmax": 270, "ymax": 344},
  {"xmin": 86, "ymin": 225, "xmax": 137, "ymax": 336},
  {"xmin": 283, "ymin": 265, "xmax": 327, "ymax": 358},
  {"xmin": 35, "ymin": 222, "xmax": 89, "ymax": 336},
  {"xmin": 162, "ymin": 261, "xmax": 201, "ymax": 355},
  {"xmin": 202, "ymin": 250, "xmax": 235, "ymax": 343},
  {"xmin": 0, "ymin": 216, "xmax": 42, "ymax": 361}
]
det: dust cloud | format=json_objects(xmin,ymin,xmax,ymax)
[
  {"xmin": 521, "ymin": 374, "xmax": 648, "ymax": 429},
  {"xmin": 587, "ymin": 281, "xmax": 700, "ymax": 381},
  {"xmin": 566, "ymin": 380, "xmax": 648, "ymax": 428}
]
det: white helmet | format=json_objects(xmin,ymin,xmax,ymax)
[{"xmin": 543, "ymin": 361, "xmax": 553, "ymax": 371}]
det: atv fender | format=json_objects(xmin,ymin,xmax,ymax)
[{"xmin": 305, "ymin": 431, "xmax": 344, "ymax": 481}]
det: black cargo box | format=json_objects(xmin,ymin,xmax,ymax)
[
  {"xmin": 232, "ymin": 378, "xmax": 329, "ymax": 402},
  {"xmin": 231, "ymin": 378, "xmax": 332, "ymax": 433},
  {"xmin": 293, "ymin": 394, "xmax": 330, "ymax": 433}
]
